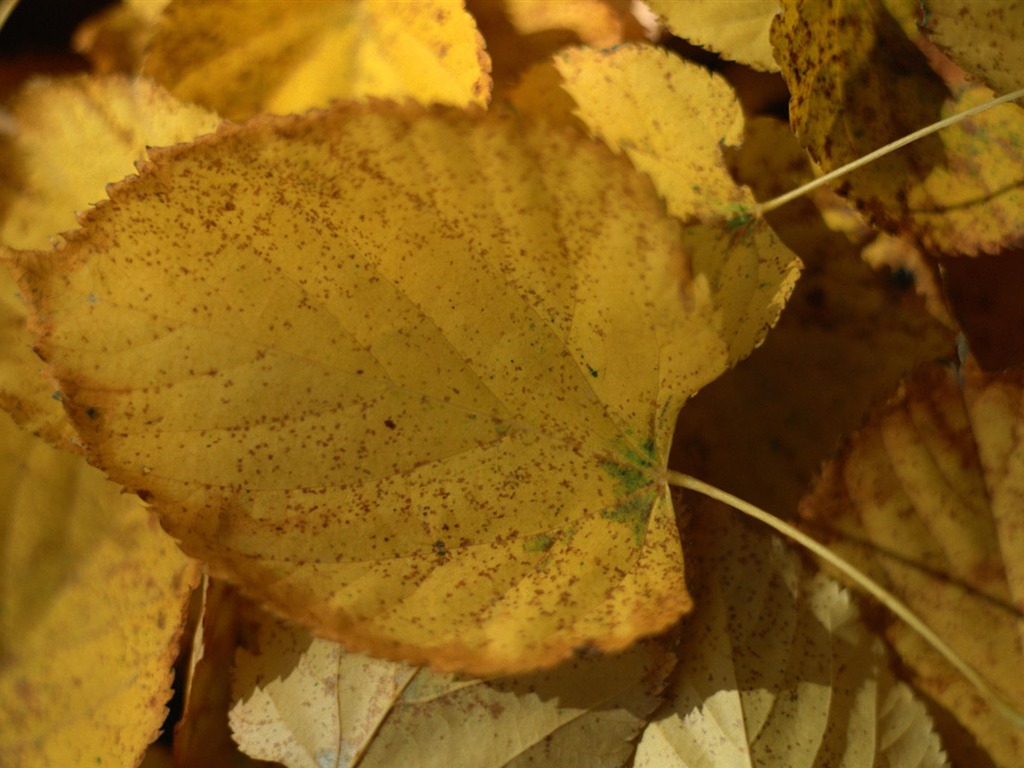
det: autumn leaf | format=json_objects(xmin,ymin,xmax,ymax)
[
  {"xmin": 0, "ymin": 410, "xmax": 199, "ymax": 768},
  {"xmin": 919, "ymin": 0, "xmax": 1024, "ymax": 96},
  {"xmin": 141, "ymin": 0, "xmax": 492, "ymax": 120},
  {"xmin": 648, "ymin": 0, "xmax": 781, "ymax": 72},
  {"xmin": 633, "ymin": 505, "xmax": 948, "ymax": 767},
  {"xmin": 73, "ymin": 0, "xmax": 169, "ymax": 75},
  {"xmin": 13, "ymin": 102, "xmax": 794, "ymax": 674},
  {"xmin": 799, "ymin": 359, "xmax": 1024, "ymax": 767},
  {"xmin": 230, "ymin": 603, "xmax": 672, "ymax": 768},
  {"xmin": 676, "ymin": 115, "xmax": 953, "ymax": 517},
  {"xmin": 771, "ymin": 0, "xmax": 1024, "ymax": 255}
]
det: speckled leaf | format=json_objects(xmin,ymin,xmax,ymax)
[
  {"xmin": 230, "ymin": 605, "xmax": 672, "ymax": 768},
  {"xmin": 919, "ymin": 0, "xmax": 1024, "ymax": 96},
  {"xmin": 800, "ymin": 359, "xmax": 1024, "ymax": 767},
  {"xmin": 15, "ymin": 103, "xmax": 790, "ymax": 674},
  {"xmin": 0, "ymin": 411, "xmax": 199, "ymax": 768},
  {"xmin": 633, "ymin": 505, "xmax": 948, "ymax": 768},
  {"xmin": 771, "ymin": 0, "xmax": 1024, "ymax": 255},
  {"xmin": 142, "ymin": 0, "xmax": 492, "ymax": 121},
  {"xmin": 648, "ymin": 0, "xmax": 781, "ymax": 71}
]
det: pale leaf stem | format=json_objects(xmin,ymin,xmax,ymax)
[
  {"xmin": 756, "ymin": 86, "xmax": 1024, "ymax": 215},
  {"xmin": 666, "ymin": 470, "xmax": 1024, "ymax": 731}
]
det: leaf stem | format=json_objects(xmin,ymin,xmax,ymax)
[
  {"xmin": 756, "ymin": 86, "xmax": 1024, "ymax": 216},
  {"xmin": 666, "ymin": 470, "xmax": 1024, "ymax": 731}
]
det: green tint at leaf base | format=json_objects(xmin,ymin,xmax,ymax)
[
  {"xmin": 601, "ymin": 490, "xmax": 657, "ymax": 547},
  {"xmin": 523, "ymin": 534, "xmax": 555, "ymax": 553},
  {"xmin": 599, "ymin": 436, "xmax": 656, "ymax": 498}
]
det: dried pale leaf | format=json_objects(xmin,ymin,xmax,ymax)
[
  {"xmin": 677, "ymin": 116, "xmax": 953, "ymax": 516},
  {"xmin": 0, "ymin": 74, "xmax": 221, "ymax": 250},
  {"xmin": 919, "ymin": 0, "xmax": 1024, "ymax": 96},
  {"xmin": 648, "ymin": 0, "xmax": 781, "ymax": 71},
  {"xmin": 0, "ymin": 411, "xmax": 199, "ymax": 768},
  {"xmin": 142, "ymin": 0, "xmax": 491, "ymax": 120},
  {"xmin": 800, "ymin": 360, "xmax": 1024, "ymax": 767},
  {"xmin": 634, "ymin": 506, "xmax": 948, "ymax": 768},
  {"xmin": 16, "ymin": 104, "xmax": 793, "ymax": 673},
  {"xmin": 771, "ymin": 0, "xmax": 1024, "ymax": 255},
  {"xmin": 230, "ymin": 607, "xmax": 672, "ymax": 768}
]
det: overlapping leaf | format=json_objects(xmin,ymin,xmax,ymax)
[
  {"xmin": 0, "ymin": 75, "xmax": 220, "ymax": 447},
  {"xmin": 15, "ymin": 103, "xmax": 793, "ymax": 674},
  {"xmin": 800, "ymin": 359, "xmax": 1024, "ymax": 767},
  {"xmin": 648, "ymin": 0, "xmax": 781, "ymax": 71},
  {"xmin": 919, "ymin": 0, "xmax": 1024, "ymax": 96},
  {"xmin": 633, "ymin": 506, "xmax": 948, "ymax": 767},
  {"xmin": 230, "ymin": 605, "xmax": 672, "ymax": 768},
  {"xmin": 771, "ymin": 0, "xmax": 1024, "ymax": 255},
  {"xmin": 0, "ymin": 411, "xmax": 199, "ymax": 768},
  {"xmin": 141, "ymin": 0, "xmax": 492, "ymax": 120}
]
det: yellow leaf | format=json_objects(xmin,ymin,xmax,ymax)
[
  {"xmin": 771, "ymin": 0, "xmax": 1024, "ymax": 255},
  {"xmin": 73, "ymin": 0, "xmax": 170, "ymax": 75},
  {"xmin": 0, "ymin": 74, "xmax": 221, "ymax": 250},
  {"xmin": 799, "ymin": 359, "xmax": 1024, "ymax": 767},
  {"xmin": 648, "ymin": 0, "xmax": 781, "ymax": 72},
  {"xmin": 920, "ymin": 0, "xmax": 1024, "ymax": 97},
  {"xmin": 142, "ymin": 0, "xmax": 492, "ymax": 121},
  {"xmin": 15, "ymin": 103, "xmax": 792, "ymax": 674},
  {"xmin": 230, "ymin": 604, "xmax": 672, "ymax": 768},
  {"xmin": 634, "ymin": 505, "xmax": 949, "ymax": 767},
  {"xmin": 0, "ymin": 411, "xmax": 199, "ymax": 768}
]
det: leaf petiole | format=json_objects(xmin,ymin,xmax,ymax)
[
  {"xmin": 756, "ymin": 86, "xmax": 1024, "ymax": 215},
  {"xmin": 666, "ymin": 470, "xmax": 1024, "ymax": 732}
]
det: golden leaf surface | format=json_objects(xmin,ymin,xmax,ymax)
[
  {"xmin": 142, "ymin": 0, "xmax": 492, "ymax": 121},
  {"xmin": 634, "ymin": 505, "xmax": 949, "ymax": 768},
  {"xmin": 771, "ymin": 0, "xmax": 1024, "ymax": 255},
  {"xmin": 15, "ymin": 104, "xmax": 791, "ymax": 674},
  {"xmin": 0, "ymin": 411, "xmax": 199, "ymax": 768},
  {"xmin": 230, "ymin": 605, "xmax": 671, "ymax": 768},
  {"xmin": 800, "ymin": 360, "xmax": 1024, "ymax": 767},
  {"xmin": 648, "ymin": 0, "xmax": 781, "ymax": 72},
  {"xmin": 919, "ymin": 0, "xmax": 1024, "ymax": 96}
]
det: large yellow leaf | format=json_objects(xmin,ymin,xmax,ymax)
[
  {"xmin": 141, "ymin": 0, "xmax": 492, "ymax": 120},
  {"xmin": 0, "ymin": 411, "xmax": 199, "ymax": 768},
  {"xmin": 919, "ymin": 0, "xmax": 1024, "ymax": 97},
  {"xmin": 771, "ymin": 0, "xmax": 1024, "ymax": 255},
  {"xmin": 230, "ymin": 605, "xmax": 672, "ymax": 767},
  {"xmin": 799, "ymin": 359, "xmax": 1024, "ymax": 767},
  {"xmin": 633, "ymin": 506, "xmax": 948, "ymax": 767},
  {"xmin": 648, "ymin": 0, "xmax": 781, "ymax": 72},
  {"xmin": 15, "ymin": 103, "xmax": 791, "ymax": 674}
]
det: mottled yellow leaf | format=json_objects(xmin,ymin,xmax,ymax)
[
  {"xmin": 920, "ymin": 0, "xmax": 1024, "ymax": 97},
  {"xmin": 771, "ymin": 0, "xmax": 1024, "ymax": 255},
  {"xmin": 142, "ymin": 0, "xmax": 492, "ymax": 121},
  {"xmin": 0, "ymin": 74, "xmax": 221, "ymax": 250},
  {"xmin": 0, "ymin": 411, "xmax": 199, "ymax": 768},
  {"xmin": 800, "ymin": 359, "xmax": 1024, "ymax": 767},
  {"xmin": 15, "ymin": 103, "xmax": 794, "ymax": 674},
  {"xmin": 634, "ymin": 505, "xmax": 949, "ymax": 767},
  {"xmin": 648, "ymin": 0, "xmax": 781, "ymax": 71},
  {"xmin": 230, "ymin": 605, "xmax": 672, "ymax": 768}
]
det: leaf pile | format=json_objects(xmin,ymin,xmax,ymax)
[{"xmin": 0, "ymin": 0, "xmax": 1021, "ymax": 765}]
